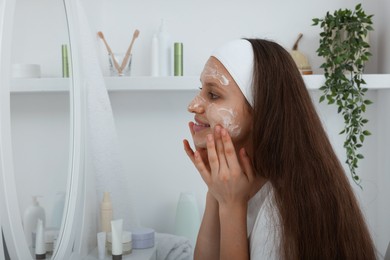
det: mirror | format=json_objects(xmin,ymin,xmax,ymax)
[{"xmin": 10, "ymin": 0, "xmax": 73, "ymax": 258}]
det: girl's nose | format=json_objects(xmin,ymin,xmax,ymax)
[{"xmin": 187, "ymin": 95, "xmax": 206, "ymax": 114}]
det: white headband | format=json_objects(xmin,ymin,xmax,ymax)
[{"xmin": 211, "ymin": 39, "xmax": 254, "ymax": 106}]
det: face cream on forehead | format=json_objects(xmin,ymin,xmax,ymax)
[{"xmin": 201, "ymin": 63, "xmax": 230, "ymax": 86}]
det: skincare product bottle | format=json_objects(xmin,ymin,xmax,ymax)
[
  {"xmin": 111, "ymin": 219, "xmax": 123, "ymax": 260},
  {"xmin": 35, "ymin": 219, "xmax": 46, "ymax": 259},
  {"xmin": 51, "ymin": 192, "xmax": 65, "ymax": 229},
  {"xmin": 174, "ymin": 42, "xmax": 183, "ymax": 76},
  {"xmin": 97, "ymin": 232, "xmax": 106, "ymax": 260},
  {"xmin": 101, "ymin": 192, "xmax": 113, "ymax": 232},
  {"xmin": 23, "ymin": 196, "xmax": 46, "ymax": 248},
  {"xmin": 62, "ymin": 44, "xmax": 69, "ymax": 78},
  {"xmin": 151, "ymin": 34, "xmax": 159, "ymax": 76},
  {"xmin": 157, "ymin": 19, "xmax": 171, "ymax": 76},
  {"xmin": 174, "ymin": 192, "xmax": 200, "ymax": 246}
]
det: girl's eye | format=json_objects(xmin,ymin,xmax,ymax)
[{"xmin": 208, "ymin": 92, "xmax": 219, "ymax": 100}]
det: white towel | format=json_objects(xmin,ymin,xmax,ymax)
[
  {"xmin": 75, "ymin": 0, "xmax": 139, "ymax": 234},
  {"xmin": 156, "ymin": 233, "xmax": 193, "ymax": 260}
]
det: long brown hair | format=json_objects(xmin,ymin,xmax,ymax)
[{"xmin": 245, "ymin": 38, "xmax": 376, "ymax": 259}]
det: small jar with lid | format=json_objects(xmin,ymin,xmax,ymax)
[{"xmin": 106, "ymin": 231, "xmax": 132, "ymax": 255}]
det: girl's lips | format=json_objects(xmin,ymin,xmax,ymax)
[{"xmin": 193, "ymin": 121, "xmax": 210, "ymax": 133}]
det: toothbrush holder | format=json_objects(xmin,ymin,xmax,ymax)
[{"xmin": 108, "ymin": 53, "xmax": 132, "ymax": 77}]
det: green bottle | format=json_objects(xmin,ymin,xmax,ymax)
[
  {"xmin": 174, "ymin": 42, "xmax": 183, "ymax": 76},
  {"xmin": 62, "ymin": 44, "xmax": 69, "ymax": 78}
]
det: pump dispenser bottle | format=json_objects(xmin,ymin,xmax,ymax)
[
  {"xmin": 101, "ymin": 192, "xmax": 113, "ymax": 232},
  {"xmin": 151, "ymin": 33, "xmax": 159, "ymax": 76},
  {"xmin": 22, "ymin": 196, "xmax": 46, "ymax": 248},
  {"xmin": 157, "ymin": 19, "xmax": 171, "ymax": 76}
]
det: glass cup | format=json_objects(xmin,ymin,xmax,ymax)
[{"xmin": 108, "ymin": 53, "xmax": 132, "ymax": 76}]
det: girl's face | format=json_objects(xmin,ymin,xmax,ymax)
[{"xmin": 188, "ymin": 57, "xmax": 253, "ymax": 148}]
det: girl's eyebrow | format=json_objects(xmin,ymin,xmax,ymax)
[
  {"xmin": 207, "ymin": 82, "xmax": 227, "ymax": 93},
  {"xmin": 200, "ymin": 78, "xmax": 227, "ymax": 93}
]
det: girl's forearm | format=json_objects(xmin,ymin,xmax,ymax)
[
  {"xmin": 219, "ymin": 202, "xmax": 249, "ymax": 260},
  {"xmin": 194, "ymin": 192, "xmax": 220, "ymax": 260}
]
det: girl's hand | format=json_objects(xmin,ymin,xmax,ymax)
[
  {"xmin": 186, "ymin": 125, "xmax": 255, "ymax": 206},
  {"xmin": 184, "ymin": 121, "xmax": 209, "ymax": 171}
]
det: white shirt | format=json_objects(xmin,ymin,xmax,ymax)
[{"xmin": 247, "ymin": 182, "xmax": 281, "ymax": 259}]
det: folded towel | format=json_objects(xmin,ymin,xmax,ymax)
[{"xmin": 156, "ymin": 233, "xmax": 193, "ymax": 260}]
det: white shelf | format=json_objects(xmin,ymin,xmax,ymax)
[
  {"xmin": 9, "ymin": 74, "xmax": 390, "ymax": 93},
  {"xmin": 11, "ymin": 78, "xmax": 71, "ymax": 93}
]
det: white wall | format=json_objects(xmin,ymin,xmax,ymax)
[
  {"xmin": 377, "ymin": 0, "xmax": 390, "ymax": 73},
  {"xmin": 9, "ymin": 0, "xmax": 390, "ymax": 257},
  {"xmin": 90, "ymin": 0, "xmax": 382, "ymax": 77}
]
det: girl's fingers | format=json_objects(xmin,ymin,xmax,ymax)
[
  {"xmin": 183, "ymin": 139, "xmax": 196, "ymax": 164},
  {"xmin": 214, "ymin": 125, "xmax": 228, "ymax": 169},
  {"xmin": 206, "ymin": 134, "xmax": 219, "ymax": 174},
  {"xmin": 239, "ymin": 147, "xmax": 255, "ymax": 182},
  {"xmin": 194, "ymin": 150, "xmax": 211, "ymax": 184},
  {"xmin": 220, "ymin": 128, "xmax": 240, "ymax": 171}
]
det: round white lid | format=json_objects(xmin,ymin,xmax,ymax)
[{"xmin": 131, "ymin": 227, "xmax": 155, "ymax": 240}]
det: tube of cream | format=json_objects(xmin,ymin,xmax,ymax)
[
  {"xmin": 111, "ymin": 219, "xmax": 123, "ymax": 260},
  {"xmin": 35, "ymin": 219, "xmax": 46, "ymax": 259},
  {"xmin": 97, "ymin": 232, "xmax": 106, "ymax": 260}
]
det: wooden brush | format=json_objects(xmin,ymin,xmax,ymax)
[
  {"xmin": 97, "ymin": 31, "xmax": 121, "ymax": 72},
  {"xmin": 119, "ymin": 29, "xmax": 140, "ymax": 73}
]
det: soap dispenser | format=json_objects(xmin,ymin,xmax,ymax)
[{"xmin": 22, "ymin": 196, "xmax": 46, "ymax": 248}]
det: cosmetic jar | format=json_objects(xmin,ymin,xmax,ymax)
[
  {"xmin": 106, "ymin": 231, "xmax": 132, "ymax": 255},
  {"xmin": 131, "ymin": 228, "xmax": 155, "ymax": 249},
  {"xmin": 45, "ymin": 228, "xmax": 59, "ymax": 253}
]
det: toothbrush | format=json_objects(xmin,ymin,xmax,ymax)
[
  {"xmin": 119, "ymin": 29, "xmax": 140, "ymax": 73},
  {"xmin": 97, "ymin": 31, "xmax": 121, "ymax": 72}
]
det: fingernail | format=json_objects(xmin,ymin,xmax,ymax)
[
  {"xmin": 215, "ymin": 125, "xmax": 221, "ymax": 133},
  {"xmin": 207, "ymin": 134, "xmax": 213, "ymax": 142},
  {"xmin": 221, "ymin": 128, "xmax": 227, "ymax": 136}
]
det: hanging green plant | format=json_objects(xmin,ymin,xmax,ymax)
[{"xmin": 312, "ymin": 3, "xmax": 374, "ymax": 187}]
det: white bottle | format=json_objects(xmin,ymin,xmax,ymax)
[
  {"xmin": 157, "ymin": 19, "xmax": 171, "ymax": 76},
  {"xmin": 151, "ymin": 33, "xmax": 159, "ymax": 76},
  {"xmin": 50, "ymin": 192, "xmax": 65, "ymax": 229},
  {"xmin": 23, "ymin": 196, "xmax": 46, "ymax": 248},
  {"xmin": 101, "ymin": 192, "xmax": 113, "ymax": 232}
]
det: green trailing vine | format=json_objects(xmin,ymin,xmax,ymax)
[{"xmin": 312, "ymin": 4, "xmax": 374, "ymax": 187}]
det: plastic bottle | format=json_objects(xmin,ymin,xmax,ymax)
[
  {"xmin": 22, "ymin": 196, "xmax": 46, "ymax": 248},
  {"xmin": 157, "ymin": 19, "xmax": 171, "ymax": 76},
  {"xmin": 151, "ymin": 33, "xmax": 159, "ymax": 76},
  {"xmin": 50, "ymin": 192, "xmax": 65, "ymax": 229},
  {"xmin": 174, "ymin": 42, "xmax": 183, "ymax": 76},
  {"xmin": 101, "ymin": 192, "xmax": 113, "ymax": 232},
  {"xmin": 174, "ymin": 192, "xmax": 200, "ymax": 247}
]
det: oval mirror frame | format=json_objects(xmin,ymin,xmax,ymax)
[{"xmin": 0, "ymin": 0, "xmax": 85, "ymax": 259}]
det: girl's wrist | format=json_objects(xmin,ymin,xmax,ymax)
[{"xmin": 218, "ymin": 200, "xmax": 248, "ymax": 217}]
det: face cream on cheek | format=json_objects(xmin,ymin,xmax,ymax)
[{"xmin": 206, "ymin": 105, "xmax": 241, "ymax": 138}]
